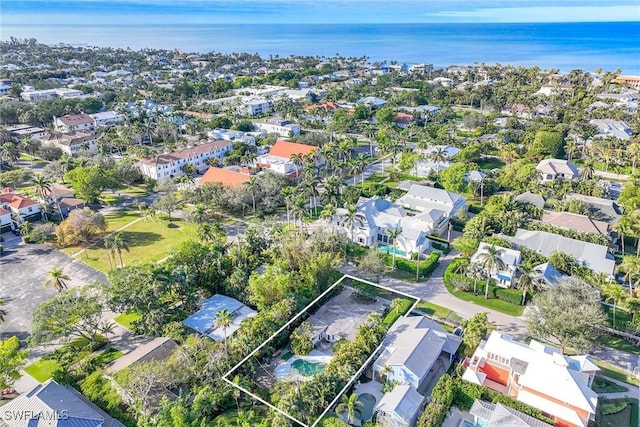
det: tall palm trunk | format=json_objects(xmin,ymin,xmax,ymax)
[{"xmin": 484, "ymin": 275, "xmax": 490, "ymax": 299}]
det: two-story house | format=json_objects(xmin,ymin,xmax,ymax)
[
  {"xmin": 137, "ymin": 139, "xmax": 235, "ymax": 180},
  {"xmin": 470, "ymin": 242, "xmax": 522, "ymax": 287},
  {"xmin": 396, "ymin": 184, "xmax": 466, "ymax": 234},
  {"xmin": 255, "ymin": 140, "xmax": 318, "ymax": 178},
  {"xmin": 463, "ymin": 331, "xmax": 599, "ymax": 427},
  {"xmin": 54, "ymin": 113, "xmax": 96, "ymax": 133}
]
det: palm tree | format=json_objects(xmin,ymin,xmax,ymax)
[
  {"xmin": 356, "ymin": 153, "xmax": 368, "ymax": 184},
  {"xmin": 336, "ymin": 393, "xmax": 363, "ymax": 425},
  {"xmin": 387, "ymin": 225, "xmax": 403, "ymax": 270},
  {"xmin": 32, "ymin": 175, "xmax": 52, "ymax": 203},
  {"xmin": 476, "ymin": 245, "xmax": 506, "ymax": 299},
  {"xmin": 244, "ymin": 177, "xmax": 260, "ymax": 216},
  {"xmin": 565, "ymin": 139, "xmax": 579, "ymax": 162},
  {"xmin": 19, "ymin": 221, "xmax": 31, "ymax": 239},
  {"xmin": 320, "ymin": 204, "xmax": 336, "ymax": 231},
  {"xmin": 428, "ymin": 146, "xmax": 448, "ymax": 173},
  {"xmin": 604, "ymin": 284, "xmax": 627, "ymax": 329},
  {"xmin": 45, "ymin": 267, "xmax": 70, "ymax": 292},
  {"xmin": 617, "ymin": 255, "xmax": 640, "ymax": 296},
  {"xmin": 290, "ymin": 153, "xmax": 304, "ymax": 181},
  {"xmin": 343, "ymin": 203, "xmax": 358, "ymax": 242},
  {"xmin": 215, "ymin": 308, "xmax": 234, "ymax": 356},
  {"xmin": 516, "ymin": 261, "xmax": 539, "ymax": 305},
  {"xmin": 613, "ymin": 215, "xmax": 633, "ymax": 256},
  {"xmin": 109, "ymin": 232, "xmax": 129, "ymax": 267},
  {"xmin": 197, "ymin": 222, "xmax": 223, "ymax": 244}
]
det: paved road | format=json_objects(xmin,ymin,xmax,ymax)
[{"xmin": 342, "ymin": 253, "xmax": 640, "ymax": 378}]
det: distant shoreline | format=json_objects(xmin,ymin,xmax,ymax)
[{"xmin": 3, "ymin": 21, "xmax": 639, "ymax": 73}]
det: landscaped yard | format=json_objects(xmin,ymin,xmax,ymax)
[
  {"xmin": 601, "ymin": 334, "xmax": 640, "ymax": 356},
  {"xmin": 593, "ymin": 375, "xmax": 629, "ymax": 394},
  {"xmin": 77, "ymin": 217, "xmax": 197, "ymax": 272},
  {"xmin": 415, "ymin": 301, "xmax": 454, "ymax": 320},
  {"xmin": 24, "ymin": 358, "xmax": 61, "ymax": 382},
  {"xmin": 475, "ymin": 157, "xmax": 506, "ymax": 171},
  {"xmin": 60, "ymin": 209, "xmax": 141, "ymax": 255},
  {"xmin": 444, "ymin": 284, "xmax": 525, "ymax": 316},
  {"xmin": 596, "ymin": 398, "xmax": 638, "ymax": 427},
  {"xmin": 595, "ymin": 359, "xmax": 640, "ymax": 387},
  {"xmin": 114, "ymin": 311, "xmax": 141, "ymax": 329}
]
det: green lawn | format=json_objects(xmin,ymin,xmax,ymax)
[
  {"xmin": 92, "ymin": 347, "xmax": 123, "ymax": 367},
  {"xmin": 114, "ymin": 311, "xmax": 141, "ymax": 329},
  {"xmin": 387, "ymin": 268, "xmax": 421, "ymax": 283},
  {"xmin": 24, "ymin": 359, "xmax": 61, "ymax": 382},
  {"xmin": 593, "ymin": 375, "xmax": 629, "ymax": 394},
  {"xmin": 78, "ymin": 218, "xmax": 197, "ymax": 272},
  {"xmin": 60, "ymin": 209, "xmax": 141, "ymax": 255},
  {"xmin": 101, "ymin": 194, "xmax": 125, "ymax": 206},
  {"xmin": 415, "ymin": 301, "xmax": 453, "ymax": 319},
  {"xmin": 595, "ymin": 360, "xmax": 640, "ymax": 387},
  {"xmin": 597, "ymin": 398, "xmax": 639, "ymax": 427},
  {"xmin": 444, "ymin": 284, "xmax": 525, "ymax": 316},
  {"xmin": 601, "ymin": 334, "xmax": 640, "ymax": 356}
]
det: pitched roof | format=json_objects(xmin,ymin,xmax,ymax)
[
  {"xmin": 515, "ymin": 191, "xmax": 545, "ymax": 209},
  {"xmin": 510, "ymin": 228, "xmax": 615, "ymax": 276},
  {"xmin": 541, "ymin": 211, "xmax": 609, "ymax": 235},
  {"xmin": 182, "ymin": 294, "xmax": 257, "ymax": 341},
  {"xmin": 0, "ymin": 193, "xmax": 38, "ymax": 209},
  {"xmin": 375, "ymin": 384, "xmax": 423, "ymax": 424},
  {"xmin": 57, "ymin": 114, "xmax": 94, "ymax": 126},
  {"xmin": 199, "ymin": 167, "xmax": 250, "ymax": 188},
  {"xmin": 470, "ymin": 400, "xmax": 553, "ymax": 427},
  {"xmin": 139, "ymin": 140, "xmax": 234, "ymax": 166},
  {"xmin": 535, "ymin": 159, "xmax": 580, "ymax": 177},
  {"xmin": 267, "ymin": 140, "xmax": 316, "ymax": 159},
  {"xmin": 0, "ymin": 380, "xmax": 125, "ymax": 427},
  {"xmin": 378, "ymin": 316, "xmax": 461, "ymax": 381},
  {"xmin": 564, "ymin": 193, "xmax": 622, "ymax": 222},
  {"xmin": 481, "ymin": 332, "xmax": 599, "ymax": 420}
]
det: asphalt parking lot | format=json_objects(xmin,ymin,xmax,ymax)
[{"xmin": 0, "ymin": 243, "xmax": 107, "ymax": 342}]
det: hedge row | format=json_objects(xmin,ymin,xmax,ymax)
[
  {"xmin": 396, "ymin": 252, "xmax": 441, "ymax": 279},
  {"xmin": 383, "ymin": 298, "xmax": 414, "ymax": 327}
]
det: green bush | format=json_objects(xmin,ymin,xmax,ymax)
[
  {"xmin": 493, "ymin": 287, "xmax": 528, "ymax": 305},
  {"xmin": 391, "ymin": 252, "xmax": 440, "ymax": 279},
  {"xmin": 383, "ymin": 298, "xmax": 413, "ymax": 327},
  {"xmin": 80, "ymin": 371, "xmax": 137, "ymax": 426}
]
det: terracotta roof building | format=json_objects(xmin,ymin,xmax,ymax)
[
  {"xmin": 54, "ymin": 113, "xmax": 96, "ymax": 133},
  {"xmin": 256, "ymin": 140, "xmax": 320, "ymax": 178},
  {"xmin": 199, "ymin": 167, "xmax": 251, "ymax": 188}
]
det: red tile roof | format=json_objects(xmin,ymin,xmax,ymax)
[
  {"xmin": 199, "ymin": 167, "xmax": 250, "ymax": 188},
  {"xmin": 58, "ymin": 114, "xmax": 94, "ymax": 126},
  {"xmin": 268, "ymin": 140, "xmax": 316, "ymax": 159},
  {"xmin": 396, "ymin": 113, "xmax": 415, "ymax": 124},
  {"xmin": 0, "ymin": 193, "xmax": 38, "ymax": 209},
  {"xmin": 0, "ymin": 207, "xmax": 10, "ymax": 216},
  {"xmin": 139, "ymin": 140, "xmax": 234, "ymax": 166}
]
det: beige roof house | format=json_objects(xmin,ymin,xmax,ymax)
[
  {"xmin": 541, "ymin": 211, "xmax": 610, "ymax": 236},
  {"xmin": 536, "ymin": 159, "xmax": 580, "ymax": 182}
]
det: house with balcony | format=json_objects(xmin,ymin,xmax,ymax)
[
  {"xmin": 334, "ymin": 197, "xmax": 432, "ymax": 257},
  {"xmin": 463, "ymin": 331, "xmax": 599, "ymax": 427},
  {"xmin": 137, "ymin": 139, "xmax": 235, "ymax": 180},
  {"xmin": 535, "ymin": 159, "xmax": 580, "ymax": 183},
  {"xmin": 89, "ymin": 110, "xmax": 124, "ymax": 128},
  {"xmin": 470, "ymin": 242, "xmax": 522, "ymax": 287},
  {"xmin": 396, "ymin": 184, "xmax": 466, "ymax": 234},
  {"xmin": 0, "ymin": 188, "xmax": 41, "ymax": 228},
  {"xmin": 242, "ymin": 97, "xmax": 272, "ymax": 116}
]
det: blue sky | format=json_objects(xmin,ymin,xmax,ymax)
[{"xmin": 2, "ymin": 0, "xmax": 639, "ymax": 24}]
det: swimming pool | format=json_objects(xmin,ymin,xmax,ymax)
[
  {"xmin": 292, "ymin": 358, "xmax": 326, "ymax": 376},
  {"xmin": 378, "ymin": 245, "xmax": 407, "ymax": 257},
  {"xmin": 356, "ymin": 393, "xmax": 376, "ymax": 421}
]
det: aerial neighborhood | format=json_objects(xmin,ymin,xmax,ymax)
[{"xmin": 1, "ymin": 40, "xmax": 640, "ymax": 427}]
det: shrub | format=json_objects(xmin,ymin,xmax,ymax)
[
  {"xmin": 391, "ymin": 252, "xmax": 440, "ymax": 279},
  {"xmin": 383, "ymin": 298, "xmax": 413, "ymax": 327},
  {"xmin": 28, "ymin": 223, "xmax": 56, "ymax": 243},
  {"xmin": 493, "ymin": 287, "xmax": 527, "ymax": 305}
]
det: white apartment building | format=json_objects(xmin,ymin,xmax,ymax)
[
  {"xmin": 21, "ymin": 87, "xmax": 84, "ymax": 102},
  {"xmin": 137, "ymin": 139, "xmax": 235, "ymax": 180},
  {"xmin": 206, "ymin": 128, "xmax": 256, "ymax": 145},
  {"xmin": 255, "ymin": 119, "xmax": 301, "ymax": 137},
  {"xmin": 40, "ymin": 131, "xmax": 98, "ymax": 156},
  {"xmin": 243, "ymin": 98, "xmax": 272, "ymax": 116}
]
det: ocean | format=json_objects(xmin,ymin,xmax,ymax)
[{"xmin": 2, "ymin": 21, "xmax": 639, "ymax": 73}]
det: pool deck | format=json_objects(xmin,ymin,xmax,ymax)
[{"xmin": 273, "ymin": 349, "xmax": 333, "ymax": 382}]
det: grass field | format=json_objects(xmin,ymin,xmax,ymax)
[
  {"xmin": 415, "ymin": 301, "xmax": 454, "ymax": 319},
  {"xmin": 114, "ymin": 311, "xmax": 141, "ymax": 329},
  {"xmin": 77, "ymin": 217, "xmax": 197, "ymax": 272},
  {"xmin": 475, "ymin": 157, "xmax": 506, "ymax": 170},
  {"xmin": 444, "ymin": 283, "xmax": 525, "ymax": 316},
  {"xmin": 60, "ymin": 209, "xmax": 142, "ymax": 255},
  {"xmin": 601, "ymin": 334, "xmax": 640, "ymax": 356}
]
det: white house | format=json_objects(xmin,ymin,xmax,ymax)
[
  {"xmin": 414, "ymin": 145, "xmax": 460, "ymax": 176},
  {"xmin": 137, "ymin": 139, "xmax": 235, "ymax": 180},
  {"xmin": 589, "ymin": 119, "xmax": 633, "ymax": 141},
  {"xmin": 0, "ymin": 189, "xmax": 40, "ymax": 226},
  {"xmin": 375, "ymin": 385, "xmax": 424, "ymax": 427},
  {"xmin": 535, "ymin": 159, "xmax": 580, "ymax": 183},
  {"xmin": 207, "ymin": 128, "xmax": 256, "ymax": 145},
  {"xmin": 396, "ymin": 184, "xmax": 466, "ymax": 234},
  {"xmin": 255, "ymin": 140, "xmax": 318, "ymax": 178},
  {"xmin": 470, "ymin": 242, "xmax": 522, "ymax": 287},
  {"xmin": 0, "ymin": 206, "xmax": 13, "ymax": 233},
  {"xmin": 41, "ymin": 131, "xmax": 97, "ymax": 156},
  {"xmin": 255, "ymin": 119, "xmax": 301, "ymax": 137},
  {"xmin": 54, "ymin": 114, "xmax": 96, "ymax": 133},
  {"xmin": 89, "ymin": 110, "xmax": 124, "ymax": 127},
  {"xmin": 373, "ymin": 316, "xmax": 461, "ymax": 389},
  {"xmin": 242, "ymin": 98, "xmax": 272, "ymax": 116},
  {"xmin": 335, "ymin": 197, "xmax": 432, "ymax": 257},
  {"xmin": 5, "ymin": 124, "xmax": 46, "ymax": 141}
]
